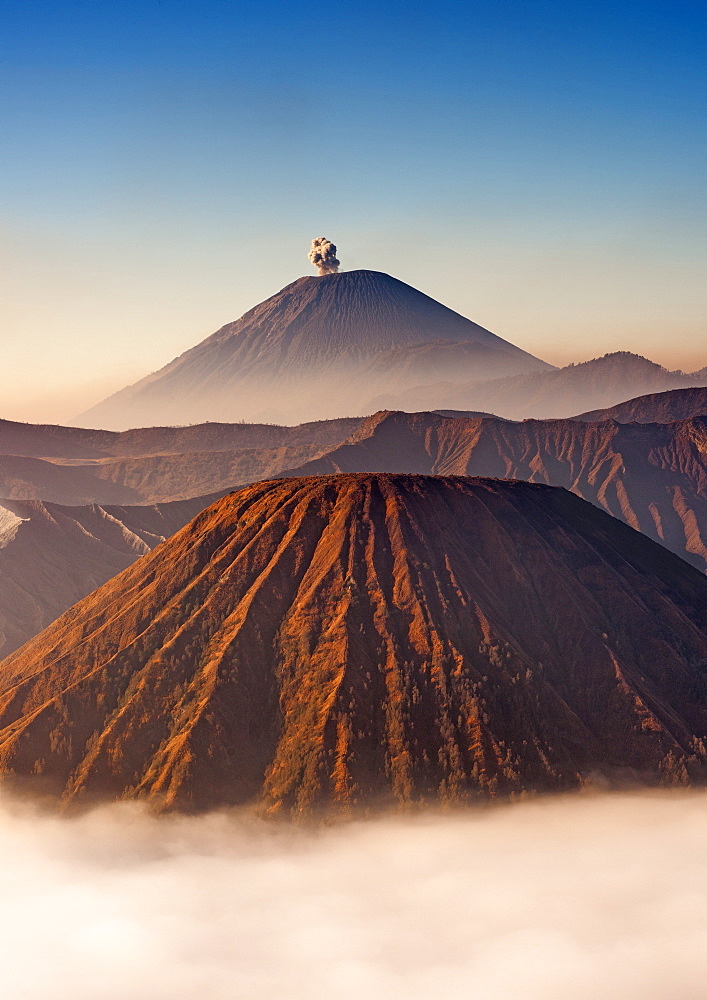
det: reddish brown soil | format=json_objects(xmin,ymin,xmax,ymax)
[{"xmin": 1, "ymin": 474, "xmax": 705, "ymax": 814}]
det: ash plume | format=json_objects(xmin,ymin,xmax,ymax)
[{"xmin": 308, "ymin": 237, "xmax": 340, "ymax": 275}]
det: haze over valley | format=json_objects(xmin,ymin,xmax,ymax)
[{"xmin": 1, "ymin": 792, "xmax": 706, "ymax": 1000}]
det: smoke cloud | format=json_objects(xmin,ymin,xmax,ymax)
[
  {"xmin": 0, "ymin": 791, "xmax": 705, "ymax": 999},
  {"xmin": 308, "ymin": 236, "xmax": 340, "ymax": 275}
]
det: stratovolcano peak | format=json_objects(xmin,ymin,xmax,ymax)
[{"xmin": 76, "ymin": 270, "xmax": 550, "ymax": 429}]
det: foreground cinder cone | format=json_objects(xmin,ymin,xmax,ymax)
[{"xmin": 0, "ymin": 474, "xmax": 706, "ymax": 813}]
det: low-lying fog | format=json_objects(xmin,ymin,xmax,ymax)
[{"xmin": 1, "ymin": 791, "xmax": 705, "ymax": 999}]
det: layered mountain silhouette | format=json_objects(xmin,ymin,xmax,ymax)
[
  {"xmin": 0, "ymin": 414, "xmax": 360, "ymax": 460},
  {"xmin": 0, "ymin": 415, "xmax": 359, "ymax": 504},
  {"xmin": 1, "ymin": 474, "xmax": 705, "ymax": 812},
  {"xmin": 1, "ymin": 406, "xmax": 705, "ymax": 664},
  {"xmin": 372, "ymin": 352, "xmax": 707, "ymax": 420},
  {"xmin": 0, "ymin": 494, "xmax": 224, "ymax": 658},
  {"xmin": 282, "ymin": 410, "xmax": 707, "ymax": 573},
  {"xmin": 575, "ymin": 386, "xmax": 707, "ymax": 423},
  {"xmin": 76, "ymin": 271, "xmax": 550, "ymax": 429}
]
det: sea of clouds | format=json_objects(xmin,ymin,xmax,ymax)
[{"xmin": 0, "ymin": 790, "xmax": 705, "ymax": 1000}]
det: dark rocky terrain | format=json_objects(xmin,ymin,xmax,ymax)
[{"xmin": 574, "ymin": 386, "xmax": 707, "ymax": 423}]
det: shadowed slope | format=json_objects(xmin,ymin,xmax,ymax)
[
  {"xmin": 283, "ymin": 411, "xmax": 707, "ymax": 573},
  {"xmin": 0, "ymin": 415, "xmax": 360, "ymax": 460},
  {"xmin": 0, "ymin": 415, "xmax": 360, "ymax": 504},
  {"xmin": 1, "ymin": 474, "xmax": 706, "ymax": 813},
  {"xmin": 0, "ymin": 493, "xmax": 225, "ymax": 658}
]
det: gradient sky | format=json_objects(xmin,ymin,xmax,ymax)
[{"xmin": 1, "ymin": 0, "xmax": 705, "ymax": 423}]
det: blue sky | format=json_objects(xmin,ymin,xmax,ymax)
[{"xmin": 1, "ymin": 0, "xmax": 705, "ymax": 421}]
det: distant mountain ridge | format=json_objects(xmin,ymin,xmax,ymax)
[
  {"xmin": 1, "ymin": 402, "xmax": 705, "ymax": 664},
  {"xmin": 574, "ymin": 386, "xmax": 707, "ymax": 423},
  {"xmin": 0, "ymin": 415, "xmax": 360, "ymax": 460},
  {"xmin": 372, "ymin": 352, "xmax": 707, "ymax": 420},
  {"xmin": 0, "ymin": 415, "xmax": 360, "ymax": 504},
  {"xmin": 1, "ymin": 405, "xmax": 706, "ymax": 572},
  {"xmin": 1, "ymin": 474, "xmax": 705, "ymax": 812},
  {"xmin": 76, "ymin": 270, "xmax": 551, "ymax": 429}
]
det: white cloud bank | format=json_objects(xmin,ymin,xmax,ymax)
[{"xmin": 0, "ymin": 791, "xmax": 705, "ymax": 1000}]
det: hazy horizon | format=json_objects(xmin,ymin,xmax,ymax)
[{"xmin": 3, "ymin": 260, "xmax": 706, "ymax": 426}]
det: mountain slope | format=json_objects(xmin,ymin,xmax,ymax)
[
  {"xmin": 0, "ymin": 494, "xmax": 223, "ymax": 658},
  {"xmin": 76, "ymin": 271, "xmax": 550, "ymax": 428},
  {"xmin": 282, "ymin": 410, "xmax": 707, "ymax": 573},
  {"xmin": 371, "ymin": 353, "xmax": 707, "ymax": 420},
  {"xmin": 574, "ymin": 387, "xmax": 707, "ymax": 423},
  {"xmin": 1, "ymin": 474, "xmax": 706, "ymax": 812}
]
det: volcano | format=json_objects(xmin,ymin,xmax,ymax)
[
  {"xmin": 1, "ymin": 474, "xmax": 706, "ymax": 813},
  {"xmin": 76, "ymin": 271, "xmax": 550, "ymax": 429}
]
